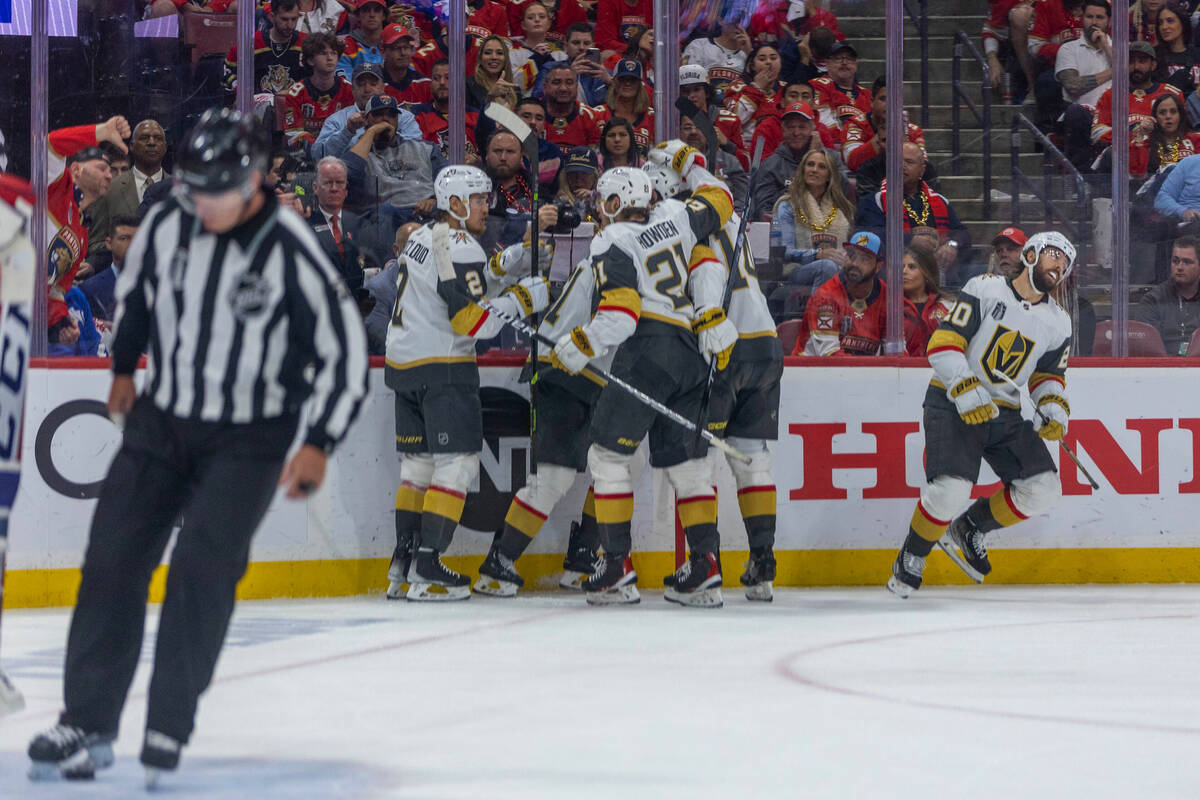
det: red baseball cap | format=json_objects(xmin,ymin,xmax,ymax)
[
  {"xmin": 992, "ymin": 226, "xmax": 1027, "ymax": 246},
  {"xmin": 781, "ymin": 102, "xmax": 815, "ymax": 121},
  {"xmin": 355, "ymin": 0, "xmax": 385, "ymax": 9},
  {"xmin": 382, "ymin": 24, "xmax": 415, "ymax": 45}
]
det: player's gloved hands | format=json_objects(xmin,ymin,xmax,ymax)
[
  {"xmin": 650, "ymin": 140, "xmax": 706, "ymax": 177},
  {"xmin": 503, "ymin": 276, "xmax": 550, "ymax": 317},
  {"xmin": 692, "ymin": 306, "xmax": 738, "ymax": 370},
  {"xmin": 947, "ymin": 375, "xmax": 999, "ymax": 425},
  {"xmin": 1034, "ymin": 394, "xmax": 1069, "ymax": 440},
  {"xmin": 550, "ymin": 326, "xmax": 594, "ymax": 374}
]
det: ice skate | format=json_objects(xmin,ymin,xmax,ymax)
[
  {"xmin": 740, "ymin": 548, "xmax": 776, "ymax": 602},
  {"xmin": 472, "ymin": 544, "xmax": 523, "ymax": 597},
  {"xmin": 582, "ymin": 554, "xmax": 640, "ymax": 605},
  {"xmin": 664, "ymin": 552, "xmax": 723, "ymax": 608},
  {"xmin": 406, "ymin": 548, "xmax": 470, "ymax": 601},
  {"xmin": 559, "ymin": 522, "xmax": 597, "ymax": 591},
  {"xmin": 141, "ymin": 729, "xmax": 182, "ymax": 790},
  {"xmin": 886, "ymin": 548, "xmax": 926, "ymax": 598},
  {"xmin": 938, "ymin": 515, "xmax": 991, "ymax": 583},
  {"xmin": 27, "ymin": 724, "xmax": 115, "ymax": 781},
  {"xmin": 385, "ymin": 542, "xmax": 414, "ymax": 600}
]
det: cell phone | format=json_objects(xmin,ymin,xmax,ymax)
[{"xmin": 586, "ymin": 47, "xmax": 601, "ymax": 64}]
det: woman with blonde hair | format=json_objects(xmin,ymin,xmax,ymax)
[
  {"xmin": 770, "ymin": 149, "xmax": 854, "ymax": 290},
  {"xmin": 468, "ymin": 35, "xmax": 519, "ymax": 110}
]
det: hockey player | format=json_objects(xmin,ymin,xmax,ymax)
[
  {"xmin": 548, "ymin": 145, "xmax": 736, "ymax": 606},
  {"xmin": 887, "ymin": 231, "xmax": 1075, "ymax": 598},
  {"xmin": 645, "ymin": 161, "xmax": 784, "ymax": 602},
  {"xmin": 384, "ymin": 165, "xmax": 549, "ymax": 602}
]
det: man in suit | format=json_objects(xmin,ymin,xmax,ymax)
[
  {"xmin": 307, "ymin": 156, "xmax": 375, "ymax": 294},
  {"xmin": 79, "ymin": 214, "xmax": 138, "ymax": 323},
  {"xmin": 88, "ymin": 119, "xmax": 167, "ymax": 257}
]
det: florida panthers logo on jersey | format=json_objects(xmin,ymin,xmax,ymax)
[
  {"xmin": 262, "ymin": 65, "xmax": 295, "ymax": 95},
  {"xmin": 47, "ymin": 226, "xmax": 80, "ymax": 284},
  {"xmin": 982, "ymin": 324, "xmax": 1035, "ymax": 383}
]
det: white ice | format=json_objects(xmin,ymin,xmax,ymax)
[{"xmin": 2, "ymin": 585, "xmax": 1199, "ymax": 799}]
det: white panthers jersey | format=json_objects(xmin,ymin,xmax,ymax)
[{"xmin": 927, "ymin": 274, "xmax": 1073, "ymax": 407}]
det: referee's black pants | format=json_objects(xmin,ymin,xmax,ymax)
[{"xmin": 59, "ymin": 397, "xmax": 296, "ymax": 744}]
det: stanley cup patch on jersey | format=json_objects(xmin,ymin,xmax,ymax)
[{"xmin": 981, "ymin": 324, "xmax": 1036, "ymax": 384}]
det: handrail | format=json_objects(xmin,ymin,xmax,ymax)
[
  {"xmin": 903, "ymin": 0, "xmax": 929, "ymax": 129},
  {"xmin": 951, "ymin": 29, "xmax": 992, "ymax": 219},
  {"xmin": 1009, "ymin": 112, "xmax": 1091, "ymax": 242}
]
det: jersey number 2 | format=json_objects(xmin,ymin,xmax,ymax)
[{"xmin": 646, "ymin": 244, "xmax": 690, "ymax": 311}]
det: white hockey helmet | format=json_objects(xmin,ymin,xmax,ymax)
[
  {"xmin": 435, "ymin": 165, "xmax": 492, "ymax": 222},
  {"xmin": 595, "ymin": 167, "xmax": 653, "ymax": 221},
  {"xmin": 1021, "ymin": 230, "xmax": 1076, "ymax": 289},
  {"xmin": 643, "ymin": 161, "xmax": 686, "ymax": 201}
]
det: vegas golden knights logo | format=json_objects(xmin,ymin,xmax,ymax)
[{"xmin": 981, "ymin": 324, "xmax": 1035, "ymax": 383}]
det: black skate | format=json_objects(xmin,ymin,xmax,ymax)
[
  {"xmin": 560, "ymin": 522, "xmax": 597, "ymax": 591},
  {"xmin": 406, "ymin": 548, "xmax": 470, "ymax": 602},
  {"xmin": 582, "ymin": 553, "xmax": 640, "ymax": 605},
  {"xmin": 938, "ymin": 515, "xmax": 991, "ymax": 583},
  {"xmin": 664, "ymin": 552, "xmax": 723, "ymax": 608},
  {"xmin": 141, "ymin": 729, "xmax": 182, "ymax": 790},
  {"xmin": 386, "ymin": 542, "xmax": 414, "ymax": 600},
  {"xmin": 472, "ymin": 544, "xmax": 524, "ymax": 597},
  {"xmin": 740, "ymin": 548, "xmax": 777, "ymax": 602},
  {"xmin": 27, "ymin": 724, "xmax": 115, "ymax": 781},
  {"xmin": 886, "ymin": 548, "xmax": 926, "ymax": 598}
]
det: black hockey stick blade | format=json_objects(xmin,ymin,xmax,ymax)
[{"xmin": 675, "ymin": 97, "xmax": 719, "ymax": 170}]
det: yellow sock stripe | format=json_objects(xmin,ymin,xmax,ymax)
[
  {"xmin": 582, "ymin": 487, "xmax": 596, "ymax": 520},
  {"xmin": 988, "ymin": 487, "xmax": 1028, "ymax": 527},
  {"xmin": 676, "ymin": 494, "xmax": 718, "ymax": 528},
  {"xmin": 910, "ymin": 500, "xmax": 951, "ymax": 542},
  {"xmin": 504, "ymin": 497, "xmax": 549, "ymax": 539},
  {"xmin": 395, "ymin": 485, "xmax": 425, "ymax": 514},
  {"xmin": 423, "ymin": 485, "xmax": 467, "ymax": 522},
  {"xmin": 593, "ymin": 492, "xmax": 634, "ymax": 525},
  {"xmin": 736, "ymin": 486, "xmax": 776, "ymax": 519}
]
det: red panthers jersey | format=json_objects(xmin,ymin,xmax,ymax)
[
  {"xmin": 281, "ymin": 77, "xmax": 356, "ymax": 147},
  {"xmin": 795, "ymin": 273, "xmax": 924, "ymax": 356},
  {"xmin": 810, "ymin": 75, "xmax": 872, "ymax": 134},
  {"xmin": 413, "ymin": 104, "xmax": 480, "ymax": 161},
  {"xmin": 385, "ymin": 69, "xmax": 432, "ymax": 109},
  {"xmin": 38, "ymin": 126, "xmax": 99, "ymax": 331},
  {"xmin": 842, "ymin": 116, "xmax": 926, "ymax": 171},
  {"xmin": 545, "ymin": 102, "xmax": 604, "ymax": 156}
]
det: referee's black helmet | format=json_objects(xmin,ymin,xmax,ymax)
[{"xmin": 177, "ymin": 108, "xmax": 270, "ymax": 194}]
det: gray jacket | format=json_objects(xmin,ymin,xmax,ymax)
[
  {"xmin": 748, "ymin": 142, "xmax": 812, "ymax": 222},
  {"xmin": 712, "ymin": 151, "xmax": 749, "ymax": 215},
  {"xmin": 344, "ymin": 137, "xmax": 447, "ymax": 209},
  {"xmin": 1132, "ymin": 280, "xmax": 1200, "ymax": 355}
]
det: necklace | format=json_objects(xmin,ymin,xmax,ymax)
[
  {"xmin": 794, "ymin": 198, "xmax": 839, "ymax": 232},
  {"xmin": 497, "ymin": 174, "xmax": 532, "ymax": 213},
  {"xmin": 1158, "ymin": 137, "xmax": 1184, "ymax": 166},
  {"xmin": 903, "ymin": 190, "xmax": 931, "ymax": 226}
]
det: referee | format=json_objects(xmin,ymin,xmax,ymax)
[{"xmin": 28, "ymin": 109, "xmax": 369, "ymax": 785}]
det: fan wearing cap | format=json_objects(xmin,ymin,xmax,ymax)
[
  {"xmin": 887, "ymin": 232, "xmax": 1075, "ymax": 599},
  {"xmin": 380, "ymin": 24, "xmax": 432, "ymax": 107},
  {"xmin": 682, "ymin": 23, "xmax": 751, "ymax": 97},
  {"xmin": 747, "ymin": 101, "xmax": 822, "ymax": 221},
  {"xmin": 679, "ymin": 65, "xmax": 746, "ymax": 162},
  {"xmin": 222, "ymin": 0, "xmax": 306, "ymax": 96},
  {"xmin": 338, "ymin": 0, "xmax": 387, "ymax": 79},
  {"xmin": 312, "ymin": 62, "xmax": 422, "ymax": 160},
  {"xmin": 554, "ymin": 146, "xmax": 600, "ymax": 221},
  {"xmin": 809, "ymin": 40, "xmax": 872, "ymax": 132},
  {"xmin": 841, "ymin": 75, "xmax": 926, "ymax": 172},
  {"xmin": 281, "ymin": 32, "xmax": 357, "ymax": 149},
  {"xmin": 1089, "ymin": 41, "xmax": 1181, "ymax": 147},
  {"xmin": 793, "ymin": 231, "xmax": 925, "ymax": 357},
  {"xmin": 592, "ymin": 58, "xmax": 655, "ymax": 151},
  {"xmin": 748, "ymin": 0, "xmax": 845, "ymax": 47},
  {"xmin": 988, "ymin": 226, "xmax": 1028, "ymax": 277}
]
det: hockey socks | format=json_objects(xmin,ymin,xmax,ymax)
[
  {"xmin": 593, "ymin": 491, "xmax": 634, "ymax": 555},
  {"xmin": 974, "ymin": 487, "xmax": 1028, "ymax": 532},
  {"xmin": 498, "ymin": 498, "xmax": 546, "ymax": 561},
  {"xmin": 388, "ymin": 484, "xmax": 427, "ymax": 599},
  {"xmin": 908, "ymin": 501, "xmax": 950, "ymax": 549},
  {"xmin": 736, "ymin": 485, "xmax": 776, "ymax": 551},
  {"xmin": 676, "ymin": 492, "xmax": 719, "ymax": 554},
  {"xmin": 417, "ymin": 485, "xmax": 467, "ymax": 553}
]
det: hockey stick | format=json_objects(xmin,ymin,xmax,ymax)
[
  {"xmin": 692, "ymin": 136, "xmax": 766, "ymax": 447},
  {"xmin": 675, "ymin": 98, "xmax": 719, "ymax": 177},
  {"xmin": 483, "ymin": 102, "xmax": 542, "ymax": 476},
  {"xmin": 997, "ymin": 371, "xmax": 1100, "ymax": 489},
  {"xmin": 478, "ymin": 299, "xmax": 752, "ymax": 465}
]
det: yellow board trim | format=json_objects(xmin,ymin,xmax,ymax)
[
  {"xmin": 395, "ymin": 486, "xmax": 425, "ymax": 514},
  {"xmin": 12, "ymin": 548, "xmax": 1200, "ymax": 608},
  {"xmin": 386, "ymin": 355, "xmax": 476, "ymax": 371}
]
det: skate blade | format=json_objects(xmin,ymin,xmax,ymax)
[
  {"xmin": 145, "ymin": 767, "xmax": 166, "ymax": 790},
  {"xmin": 406, "ymin": 582, "xmax": 470, "ymax": 602},
  {"xmin": 585, "ymin": 584, "xmax": 641, "ymax": 605},
  {"xmin": 385, "ymin": 581, "xmax": 408, "ymax": 600},
  {"xmin": 471, "ymin": 577, "xmax": 518, "ymax": 597},
  {"xmin": 936, "ymin": 540, "xmax": 985, "ymax": 583},
  {"xmin": 664, "ymin": 586, "xmax": 724, "ymax": 608},
  {"xmin": 558, "ymin": 570, "xmax": 587, "ymax": 591},
  {"xmin": 744, "ymin": 582, "xmax": 773, "ymax": 602},
  {"xmin": 886, "ymin": 576, "xmax": 916, "ymax": 598},
  {"xmin": 0, "ymin": 670, "xmax": 25, "ymax": 716}
]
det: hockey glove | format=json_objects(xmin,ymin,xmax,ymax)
[
  {"xmin": 947, "ymin": 375, "xmax": 999, "ymax": 425},
  {"xmin": 1034, "ymin": 394, "xmax": 1069, "ymax": 441},
  {"xmin": 692, "ymin": 306, "xmax": 738, "ymax": 371},
  {"xmin": 503, "ymin": 276, "xmax": 550, "ymax": 317},
  {"xmin": 551, "ymin": 327, "xmax": 595, "ymax": 374},
  {"xmin": 650, "ymin": 140, "xmax": 706, "ymax": 178}
]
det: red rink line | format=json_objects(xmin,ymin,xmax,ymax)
[{"xmin": 774, "ymin": 612, "xmax": 1200, "ymax": 737}]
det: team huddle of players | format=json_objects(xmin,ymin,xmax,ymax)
[{"xmin": 379, "ymin": 137, "xmax": 1079, "ymax": 607}]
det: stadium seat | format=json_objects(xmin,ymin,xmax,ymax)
[
  {"xmin": 777, "ymin": 319, "xmax": 802, "ymax": 355},
  {"xmin": 1091, "ymin": 320, "xmax": 1167, "ymax": 356},
  {"xmin": 182, "ymin": 13, "xmax": 237, "ymax": 63}
]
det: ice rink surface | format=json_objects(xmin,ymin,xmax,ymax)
[{"xmin": 2, "ymin": 584, "xmax": 1199, "ymax": 799}]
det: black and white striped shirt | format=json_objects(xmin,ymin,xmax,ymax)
[{"xmin": 110, "ymin": 193, "xmax": 368, "ymax": 452}]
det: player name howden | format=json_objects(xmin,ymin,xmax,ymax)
[{"xmin": 635, "ymin": 220, "xmax": 680, "ymax": 249}]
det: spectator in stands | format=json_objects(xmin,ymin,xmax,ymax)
[
  {"xmin": 1132, "ymin": 0, "xmax": 1165, "ymax": 45},
  {"xmin": 679, "ymin": 115, "xmax": 748, "ymax": 207},
  {"xmin": 842, "ymin": 75, "xmax": 927, "ymax": 175},
  {"xmin": 988, "ymin": 226, "xmax": 1028, "ymax": 277},
  {"xmin": 555, "ymin": 146, "xmax": 600, "ymax": 223},
  {"xmin": 533, "ymin": 22, "xmax": 611, "ymax": 106},
  {"xmin": 792, "ymin": 231, "xmax": 925, "ymax": 356},
  {"xmin": 856, "ymin": 141, "xmax": 972, "ymax": 286},
  {"xmin": 1158, "ymin": 2, "xmax": 1200, "ymax": 99},
  {"xmin": 810, "ymin": 41, "xmax": 871, "ymax": 133},
  {"xmin": 1133, "ymin": 92, "xmax": 1200, "ymax": 174},
  {"xmin": 282, "ymin": 33, "xmax": 357, "ymax": 151},
  {"xmin": 1133, "ymin": 234, "xmax": 1200, "ymax": 353},
  {"xmin": 682, "ymin": 23, "xmax": 751, "ymax": 97},
  {"xmin": 365, "ymin": 221, "xmax": 422, "ymax": 354},
  {"xmin": 610, "ymin": 25, "xmax": 655, "ymax": 85},
  {"xmin": 468, "ymin": 35, "xmax": 520, "ymax": 110},
  {"xmin": 1087, "ymin": 41, "xmax": 1183, "ymax": 171},
  {"xmin": 413, "ymin": 60, "xmax": 482, "ymax": 164},
  {"xmin": 339, "ymin": 0, "xmax": 387, "ymax": 78},
  {"xmin": 748, "ymin": 101, "xmax": 822, "ymax": 221},
  {"xmin": 308, "ymin": 156, "xmax": 373, "ymax": 294},
  {"xmin": 150, "ymin": 0, "xmax": 236, "ymax": 18},
  {"xmin": 597, "ymin": 117, "xmax": 642, "ymax": 170},
  {"xmin": 535, "ymin": 0, "xmax": 590, "ymax": 41},
  {"xmin": 87, "ymin": 119, "xmax": 166, "ymax": 258},
  {"xmin": 1030, "ymin": 0, "xmax": 1086, "ymax": 127},
  {"xmin": 105, "ymin": 149, "xmax": 130, "ymax": 177},
  {"xmin": 78, "ymin": 214, "xmax": 137, "ymax": 324},
  {"xmin": 726, "ymin": 44, "xmax": 785, "ymax": 150},
  {"xmin": 678, "ymin": 65, "xmax": 745, "ymax": 165},
  {"xmin": 902, "ymin": 242, "xmax": 954, "ymax": 345},
  {"xmin": 222, "ymin": 0, "xmax": 305, "ymax": 95},
  {"xmin": 514, "ymin": 97, "xmax": 565, "ymax": 195},
  {"xmin": 511, "ymin": 2, "xmax": 567, "ymax": 95},
  {"xmin": 542, "ymin": 62, "xmax": 604, "ymax": 155},
  {"xmin": 984, "ymin": 0, "xmax": 1037, "ymax": 99},
  {"xmin": 1057, "ymin": 0, "xmax": 1114, "ymax": 171},
  {"xmin": 297, "ymin": 0, "xmax": 345, "ymax": 36},
  {"xmin": 473, "ymin": 0, "xmax": 512, "ymax": 40},
  {"xmin": 313, "ymin": 63, "xmax": 420, "ymax": 160},
  {"xmin": 771, "ymin": 149, "xmax": 852, "ymax": 290},
  {"xmin": 382, "ymin": 24, "xmax": 432, "ymax": 108},
  {"xmin": 346, "ymin": 94, "xmax": 445, "ymax": 229},
  {"xmin": 594, "ymin": 59, "xmax": 654, "ymax": 150},
  {"xmin": 483, "ymin": 129, "xmax": 559, "ymax": 252},
  {"xmin": 595, "ymin": 0, "xmax": 652, "ymax": 56},
  {"xmin": 783, "ymin": 80, "xmax": 815, "ymax": 107},
  {"xmin": 1155, "ymin": 151, "xmax": 1200, "ymax": 219}
]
